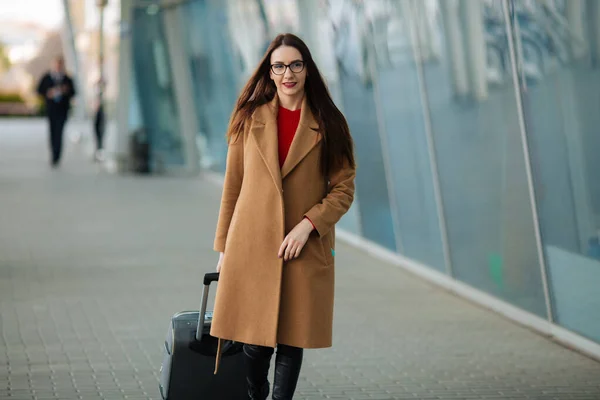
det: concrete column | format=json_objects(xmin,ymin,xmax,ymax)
[
  {"xmin": 162, "ymin": 6, "xmax": 200, "ymax": 174},
  {"xmin": 460, "ymin": 0, "xmax": 487, "ymax": 101},
  {"xmin": 438, "ymin": 0, "xmax": 469, "ymax": 97}
]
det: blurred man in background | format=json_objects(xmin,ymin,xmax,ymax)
[
  {"xmin": 37, "ymin": 56, "xmax": 76, "ymax": 168},
  {"xmin": 93, "ymin": 78, "xmax": 106, "ymax": 162}
]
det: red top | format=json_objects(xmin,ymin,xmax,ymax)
[
  {"xmin": 277, "ymin": 105, "xmax": 301, "ymax": 168},
  {"xmin": 277, "ymin": 105, "xmax": 316, "ymax": 231}
]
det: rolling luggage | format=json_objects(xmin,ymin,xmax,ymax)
[{"xmin": 159, "ymin": 272, "xmax": 247, "ymax": 399}]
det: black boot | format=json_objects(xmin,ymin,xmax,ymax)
[
  {"xmin": 243, "ymin": 344, "xmax": 274, "ymax": 400},
  {"xmin": 272, "ymin": 344, "xmax": 303, "ymax": 400}
]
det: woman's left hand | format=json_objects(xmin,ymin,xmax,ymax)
[{"xmin": 278, "ymin": 218, "xmax": 314, "ymax": 261}]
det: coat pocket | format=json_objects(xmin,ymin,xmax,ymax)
[{"xmin": 319, "ymin": 232, "xmax": 334, "ymax": 266}]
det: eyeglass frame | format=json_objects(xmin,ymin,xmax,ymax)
[{"xmin": 270, "ymin": 60, "xmax": 306, "ymax": 75}]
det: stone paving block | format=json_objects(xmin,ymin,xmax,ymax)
[{"xmin": 1, "ymin": 120, "xmax": 600, "ymax": 399}]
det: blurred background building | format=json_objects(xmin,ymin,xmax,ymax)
[
  {"xmin": 0, "ymin": 0, "xmax": 120, "ymax": 116},
  {"xmin": 1, "ymin": 0, "xmax": 599, "ymax": 358}
]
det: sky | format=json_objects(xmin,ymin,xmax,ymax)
[
  {"xmin": 0, "ymin": 0, "xmax": 64, "ymax": 28},
  {"xmin": 0, "ymin": 0, "xmax": 121, "ymax": 40},
  {"xmin": 0, "ymin": 0, "xmax": 120, "ymax": 63}
]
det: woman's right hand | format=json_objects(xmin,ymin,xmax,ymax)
[{"xmin": 216, "ymin": 252, "xmax": 225, "ymax": 273}]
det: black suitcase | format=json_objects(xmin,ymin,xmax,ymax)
[{"xmin": 159, "ymin": 272, "xmax": 247, "ymax": 399}]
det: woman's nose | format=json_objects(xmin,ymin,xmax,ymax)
[{"xmin": 284, "ymin": 67, "xmax": 294, "ymax": 79}]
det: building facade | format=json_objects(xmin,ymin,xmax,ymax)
[{"xmin": 113, "ymin": 0, "xmax": 600, "ymax": 356}]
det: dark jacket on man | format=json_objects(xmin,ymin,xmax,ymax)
[
  {"xmin": 36, "ymin": 72, "xmax": 76, "ymax": 165},
  {"xmin": 37, "ymin": 72, "xmax": 76, "ymax": 115}
]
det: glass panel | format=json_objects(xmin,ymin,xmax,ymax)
[
  {"xmin": 323, "ymin": 0, "xmax": 397, "ymax": 251},
  {"xmin": 513, "ymin": 0, "xmax": 600, "ymax": 342},
  {"xmin": 199, "ymin": 0, "xmax": 375, "ymax": 239},
  {"xmin": 293, "ymin": 0, "xmax": 363, "ymax": 235},
  {"xmin": 181, "ymin": 0, "xmax": 241, "ymax": 172},
  {"xmin": 132, "ymin": 7, "xmax": 185, "ymax": 169},
  {"xmin": 225, "ymin": 0, "xmax": 270, "ymax": 78},
  {"xmin": 364, "ymin": 0, "xmax": 446, "ymax": 270},
  {"xmin": 260, "ymin": 0, "xmax": 375, "ymax": 238},
  {"xmin": 417, "ymin": 0, "xmax": 547, "ymax": 315}
]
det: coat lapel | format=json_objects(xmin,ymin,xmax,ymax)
[
  {"xmin": 250, "ymin": 98, "xmax": 282, "ymax": 192},
  {"xmin": 281, "ymin": 96, "xmax": 321, "ymax": 179},
  {"xmin": 250, "ymin": 96, "xmax": 322, "ymax": 190}
]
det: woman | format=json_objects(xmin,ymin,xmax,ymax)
[{"xmin": 211, "ymin": 33, "xmax": 356, "ymax": 400}]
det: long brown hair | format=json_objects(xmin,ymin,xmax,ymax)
[{"xmin": 227, "ymin": 33, "xmax": 355, "ymax": 178}]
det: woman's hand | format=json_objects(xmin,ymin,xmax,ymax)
[
  {"xmin": 216, "ymin": 252, "xmax": 224, "ymax": 273},
  {"xmin": 278, "ymin": 218, "xmax": 314, "ymax": 262}
]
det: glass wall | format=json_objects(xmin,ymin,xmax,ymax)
[
  {"xmin": 276, "ymin": 0, "xmax": 366, "ymax": 236},
  {"xmin": 131, "ymin": 6, "xmax": 186, "ymax": 170},
  {"xmin": 181, "ymin": 0, "xmax": 242, "ymax": 172},
  {"xmin": 131, "ymin": 0, "xmax": 600, "ymax": 346},
  {"xmin": 513, "ymin": 0, "xmax": 600, "ymax": 342},
  {"xmin": 413, "ymin": 0, "xmax": 547, "ymax": 316},
  {"xmin": 227, "ymin": 0, "xmax": 369, "ymax": 235},
  {"xmin": 362, "ymin": 0, "xmax": 447, "ymax": 270},
  {"xmin": 324, "ymin": 0, "xmax": 398, "ymax": 250}
]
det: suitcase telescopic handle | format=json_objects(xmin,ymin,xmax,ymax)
[
  {"xmin": 195, "ymin": 272, "xmax": 220, "ymax": 341},
  {"xmin": 203, "ymin": 272, "xmax": 220, "ymax": 286}
]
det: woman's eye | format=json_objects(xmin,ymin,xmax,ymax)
[
  {"xmin": 292, "ymin": 62, "xmax": 303, "ymax": 68},
  {"xmin": 273, "ymin": 65, "xmax": 284, "ymax": 71}
]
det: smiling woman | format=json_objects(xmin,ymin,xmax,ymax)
[
  {"xmin": 210, "ymin": 33, "xmax": 356, "ymax": 399},
  {"xmin": 269, "ymin": 50, "xmax": 306, "ymax": 103}
]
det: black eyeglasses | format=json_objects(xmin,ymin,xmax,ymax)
[{"xmin": 270, "ymin": 61, "xmax": 305, "ymax": 75}]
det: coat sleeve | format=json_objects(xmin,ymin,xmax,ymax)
[
  {"xmin": 213, "ymin": 132, "xmax": 245, "ymax": 252},
  {"xmin": 304, "ymin": 160, "xmax": 356, "ymax": 237}
]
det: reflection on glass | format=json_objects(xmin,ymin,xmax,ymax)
[
  {"xmin": 360, "ymin": 0, "xmax": 447, "ymax": 270},
  {"xmin": 325, "ymin": 0, "xmax": 397, "ymax": 250},
  {"xmin": 417, "ymin": 0, "xmax": 547, "ymax": 315},
  {"xmin": 182, "ymin": 0, "xmax": 240, "ymax": 172},
  {"xmin": 515, "ymin": 0, "xmax": 600, "ymax": 342},
  {"xmin": 131, "ymin": 0, "xmax": 600, "ymax": 346},
  {"xmin": 131, "ymin": 7, "xmax": 185, "ymax": 170}
]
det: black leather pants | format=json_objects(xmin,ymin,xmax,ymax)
[{"xmin": 243, "ymin": 343, "xmax": 303, "ymax": 400}]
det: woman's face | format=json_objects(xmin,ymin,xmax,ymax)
[{"xmin": 269, "ymin": 45, "xmax": 307, "ymax": 99}]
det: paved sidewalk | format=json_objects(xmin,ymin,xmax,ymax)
[{"xmin": 1, "ymin": 119, "xmax": 599, "ymax": 400}]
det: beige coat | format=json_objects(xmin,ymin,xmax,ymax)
[{"xmin": 210, "ymin": 96, "xmax": 356, "ymax": 350}]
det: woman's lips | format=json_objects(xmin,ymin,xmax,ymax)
[{"xmin": 283, "ymin": 82, "xmax": 296, "ymax": 88}]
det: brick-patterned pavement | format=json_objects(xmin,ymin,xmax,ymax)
[{"xmin": 1, "ymin": 119, "xmax": 599, "ymax": 400}]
